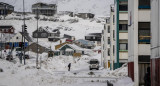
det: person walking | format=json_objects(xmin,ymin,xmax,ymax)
[
  {"xmin": 68, "ymin": 63, "xmax": 71, "ymax": 71},
  {"xmin": 144, "ymin": 67, "xmax": 151, "ymax": 86}
]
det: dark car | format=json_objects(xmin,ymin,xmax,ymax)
[{"xmin": 6, "ymin": 55, "xmax": 13, "ymax": 61}]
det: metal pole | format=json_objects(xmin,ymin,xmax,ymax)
[
  {"xmin": 23, "ymin": 0, "xmax": 26, "ymax": 65},
  {"xmin": 1, "ymin": 32, "xmax": 2, "ymax": 58},
  {"xmin": 36, "ymin": 8, "xmax": 39, "ymax": 68}
]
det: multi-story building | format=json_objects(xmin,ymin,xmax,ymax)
[
  {"xmin": 0, "ymin": 2, "xmax": 14, "ymax": 16},
  {"xmin": 128, "ymin": 0, "xmax": 151, "ymax": 85},
  {"xmin": 151, "ymin": 0, "xmax": 160, "ymax": 85},
  {"xmin": 110, "ymin": 5, "xmax": 115, "ymax": 70},
  {"xmin": 101, "ymin": 18, "xmax": 110, "ymax": 68},
  {"xmin": 32, "ymin": 2, "xmax": 57, "ymax": 16},
  {"xmin": 114, "ymin": 0, "xmax": 128, "ymax": 69}
]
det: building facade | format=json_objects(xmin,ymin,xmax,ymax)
[
  {"xmin": 151, "ymin": 0, "xmax": 160, "ymax": 86},
  {"xmin": 114, "ymin": 0, "xmax": 128, "ymax": 69},
  {"xmin": 32, "ymin": 2, "xmax": 57, "ymax": 16},
  {"xmin": 101, "ymin": 18, "xmax": 111, "ymax": 69},
  {"xmin": 0, "ymin": 2, "xmax": 14, "ymax": 16},
  {"xmin": 128, "ymin": 0, "xmax": 151, "ymax": 85},
  {"xmin": 110, "ymin": 5, "xmax": 115, "ymax": 70}
]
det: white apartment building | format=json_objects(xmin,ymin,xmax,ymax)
[
  {"xmin": 101, "ymin": 18, "xmax": 110, "ymax": 69},
  {"xmin": 151, "ymin": 0, "xmax": 160, "ymax": 85},
  {"xmin": 110, "ymin": 5, "xmax": 115, "ymax": 70},
  {"xmin": 114, "ymin": 0, "xmax": 128, "ymax": 69},
  {"xmin": 128, "ymin": 0, "xmax": 151, "ymax": 85}
]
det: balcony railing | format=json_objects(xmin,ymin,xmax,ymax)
[{"xmin": 138, "ymin": 36, "xmax": 151, "ymax": 44}]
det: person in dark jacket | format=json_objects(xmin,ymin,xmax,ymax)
[
  {"xmin": 68, "ymin": 63, "xmax": 71, "ymax": 71},
  {"xmin": 144, "ymin": 67, "xmax": 151, "ymax": 86}
]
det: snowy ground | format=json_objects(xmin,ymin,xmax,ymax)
[{"xmin": 0, "ymin": 52, "xmax": 134, "ymax": 86}]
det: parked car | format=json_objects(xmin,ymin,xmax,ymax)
[
  {"xmin": 6, "ymin": 55, "xmax": 13, "ymax": 61},
  {"xmin": 89, "ymin": 59, "xmax": 99, "ymax": 70}
]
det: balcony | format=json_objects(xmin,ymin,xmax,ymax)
[
  {"xmin": 119, "ymin": 32, "xmax": 128, "ymax": 39},
  {"xmin": 119, "ymin": 12, "xmax": 128, "ymax": 20},
  {"xmin": 138, "ymin": 36, "xmax": 150, "ymax": 44},
  {"xmin": 119, "ymin": 51, "xmax": 128, "ymax": 60}
]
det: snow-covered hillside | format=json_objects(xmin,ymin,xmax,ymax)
[
  {"xmin": 0, "ymin": 0, "xmax": 113, "ymax": 16},
  {"xmin": 0, "ymin": 13, "xmax": 104, "ymax": 40}
]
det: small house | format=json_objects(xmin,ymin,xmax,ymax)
[
  {"xmin": 25, "ymin": 42, "xmax": 50, "ymax": 54},
  {"xmin": 6, "ymin": 32, "xmax": 32, "ymax": 49},
  {"xmin": 85, "ymin": 33, "xmax": 101, "ymax": 46},
  {"xmin": 75, "ymin": 39, "xmax": 95, "ymax": 49},
  {"xmin": 58, "ymin": 44, "xmax": 85, "ymax": 57},
  {"xmin": 75, "ymin": 13, "xmax": 94, "ymax": 19},
  {"xmin": 0, "ymin": 26, "xmax": 15, "ymax": 34},
  {"xmin": 64, "ymin": 34, "xmax": 75, "ymax": 41},
  {"xmin": 32, "ymin": 27, "xmax": 60, "ymax": 42}
]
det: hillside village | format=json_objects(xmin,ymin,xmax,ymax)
[{"xmin": 1, "ymin": 0, "xmax": 159, "ymax": 86}]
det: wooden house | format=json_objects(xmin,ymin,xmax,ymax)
[
  {"xmin": 25, "ymin": 42, "xmax": 50, "ymax": 54},
  {"xmin": 75, "ymin": 13, "xmax": 94, "ymax": 19},
  {"xmin": 0, "ymin": 26, "xmax": 15, "ymax": 34},
  {"xmin": 58, "ymin": 44, "xmax": 85, "ymax": 57}
]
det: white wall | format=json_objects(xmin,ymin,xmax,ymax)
[
  {"xmin": 138, "ymin": 10, "xmax": 151, "ymax": 22},
  {"xmin": 119, "ymin": 12, "xmax": 128, "ymax": 20},
  {"xmin": 119, "ymin": 52, "xmax": 128, "ymax": 59},
  {"xmin": 119, "ymin": 32, "xmax": 128, "ymax": 39},
  {"xmin": 138, "ymin": 44, "xmax": 151, "ymax": 55},
  {"xmin": 151, "ymin": 0, "xmax": 160, "ymax": 59}
]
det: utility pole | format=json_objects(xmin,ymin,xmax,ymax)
[
  {"xmin": 1, "ymin": 33, "xmax": 2, "ymax": 58},
  {"xmin": 36, "ymin": 8, "xmax": 39, "ymax": 68},
  {"xmin": 23, "ymin": 0, "xmax": 26, "ymax": 65}
]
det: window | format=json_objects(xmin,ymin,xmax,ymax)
[
  {"xmin": 41, "ymin": 33, "xmax": 47, "ymax": 37},
  {"xmin": 113, "ymin": 45, "xmax": 115, "ymax": 56},
  {"xmin": 108, "ymin": 49, "xmax": 110, "ymax": 56},
  {"xmin": 119, "ymin": 43, "xmax": 128, "ymax": 50},
  {"xmin": 138, "ymin": 22, "xmax": 150, "ymax": 44},
  {"xmin": 139, "ymin": 0, "xmax": 150, "ymax": 9},
  {"xmin": 119, "ymin": 24, "xmax": 128, "ymax": 31},
  {"xmin": 85, "ymin": 36, "xmax": 91, "ymax": 40},
  {"xmin": 108, "ymin": 37, "xmax": 110, "ymax": 44},
  {"xmin": 108, "ymin": 26, "xmax": 110, "ymax": 33},
  {"xmin": 34, "ymin": 33, "xmax": 38, "ymax": 37},
  {"xmin": 11, "ymin": 29, "xmax": 13, "ymax": 32},
  {"xmin": 113, "ymin": 30, "xmax": 115, "ymax": 39},
  {"xmin": 113, "ymin": 15, "xmax": 115, "ymax": 24},
  {"xmin": 6, "ymin": 29, "xmax": 8, "ymax": 32},
  {"xmin": 119, "ymin": 5, "xmax": 128, "ymax": 11}
]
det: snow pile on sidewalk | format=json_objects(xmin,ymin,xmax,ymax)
[
  {"xmin": 114, "ymin": 77, "xmax": 134, "ymax": 86},
  {"xmin": 108, "ymin": 63, "xmax": 128, "ymax": 78}
]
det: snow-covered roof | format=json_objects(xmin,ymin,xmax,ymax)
[{"xmin": 66, "ymin": 48, "xmax": 74, "ymax": 51}]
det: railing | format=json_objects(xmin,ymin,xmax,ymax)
[{"xmin": 138, "ymin": 36, "xmax": 151, "ymax": 44}]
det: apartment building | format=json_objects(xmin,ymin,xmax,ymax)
[
  {"xmin": 32, "ymin": 2, "xmax": 57, "ymax": 16},
  {"xmin": 128, "ymin": 0, "xmax": 151, "ymax": 85},
  {"xmin": 110, "ymin": 5, "xmax": 115, "ymax": 70},
  {"xmin": 101, "ymin": 18, "xmax": 111, "ymax": 68},
  {"xmin": 0, "ymin": 2, "xmax": 14, "ymax": 16},
  {"xmin": 114, "ymin": 0, "xmax": 128, "ymax": 69},
  {"xmin": 151, "ymin": 0, "xmax": 160, "ymax": 86}
]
